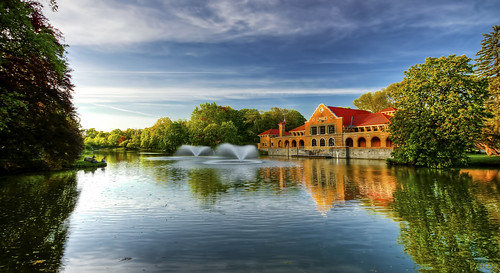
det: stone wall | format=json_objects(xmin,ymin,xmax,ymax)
[{"xmin": 266, "ymin": 147, "xmax": 393, "ymax": 160}]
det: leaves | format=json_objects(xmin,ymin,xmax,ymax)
[
  {"xmin": 0, "ymin": 0, "xmax": 83, "ymax": 172},
  {"xmin": 390, "ymin": 55, "xmax": 489, "ymax": 168}
]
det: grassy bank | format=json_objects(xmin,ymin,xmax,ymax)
[
  {"xmin": 70, "ymin": 160, "xmax": 107, "ymax": 169},
  {"xmin": 467, "ymin": 154, "xmax": 500, "ymax": 167}
]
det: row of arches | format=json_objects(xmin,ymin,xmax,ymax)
[
  {"xmin": 345, "ymin": 137, "xmax": 392, "ymax": 148},
  {"xmin": 274, "ymin": 136, "xmax": 392, "ymax": 148}
]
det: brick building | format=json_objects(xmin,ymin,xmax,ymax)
[{"xmin": 258, "ymin": 104, "xmax": 395, "ymax": 153}]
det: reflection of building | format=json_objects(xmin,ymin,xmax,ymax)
[
  {"xmin": 258, "ymin": 104, "xmax": 395, "ymax": 159},
  {"xmin": 267, "ymin": 159, "xmax": 398, "ymax": 215}
]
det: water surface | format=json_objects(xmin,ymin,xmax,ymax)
[{"xmin": 1, "ymin": 152, "xmax": 499, "ymax": 272}]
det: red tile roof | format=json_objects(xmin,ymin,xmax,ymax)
[
  {"xmin": 327, "ymin": 106, "xmax": 391, "ymax": 127},
  {"xmin": 290, "ymin": 125, "xmax": 305, "ymax": 131},
  {"xmin": 258, "ymin": 129, "xmax": 291, "ymax": 136}
]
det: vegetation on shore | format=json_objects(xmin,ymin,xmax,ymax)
[
  {"xmin": 0, "ymin": 0, "xmax": 83, "ymax": 173},
  {"xmin": 83, "ymin": 103, "xmax": 306, "ymax": 154}
]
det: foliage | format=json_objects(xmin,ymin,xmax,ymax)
[
  {"xmin": 82, "ymin": 103, "xmax": 307, "ymax": 152},
  {"xmin": 475, "ymin": 25, "xmax": 500, "ymax": 155},
  {"xmin": 254, "ymin": 107, "xmax": 306, "ymax": 134},
  {"xmin": 389, "ymin": 55, "xmax": 489, "ymax": 168},
  {"xmin": 353, "ymin": 88, "xmax": 393, "ymax": 112},
  {"xmin": 0, "ymin": 0, "xmax": 83, "ymax": 172}
]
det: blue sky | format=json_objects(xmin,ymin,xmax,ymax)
[{"xmin": 45, "ymin": 0, "xmax": 500, "ymax": 131}]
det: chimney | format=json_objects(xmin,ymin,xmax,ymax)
[{"xmin": 278, "ymin": 120, "xmax": 286, "ymax": 137}]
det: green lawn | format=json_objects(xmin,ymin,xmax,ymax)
[{"xmin": 467, "ymin": 154, "xmax": 500, "ymax": 167}]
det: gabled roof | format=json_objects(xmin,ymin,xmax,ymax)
[
  {"xmin": 290, "ymin": 125, "xmax": 305, "ymax": 132},
  {"xmin": 258, "ymin": 129, "xmax": 291, "ymax": 136},
  {"xmin": 327, "ymin": 106, "xmax": 391, "ymax": 127},
  {"xmin": 351, "ymin": 113, "xmax": 391, "ymax": 126}
]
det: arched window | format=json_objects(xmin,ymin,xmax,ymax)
[
  {"xmin": 320, "ymin": 138, "xmax": 326, "ymax": 146},
  {"xmin": 292, "ymin": 140, "xmax": 297, "ymax": 147},
  {"xmin": 299, "ymin": 140, "xmax": 305, "ymax": 147},
  {"xmin": 312, "ymin": 139, "xmax": 317, "ymax": 146},
  {"xmin": 278, "ymin": 140, "xmax": 282, "ymax": 148},
  {"xmin": 328, "ymin": 138, "xmax": 335, "ymax": 146}
]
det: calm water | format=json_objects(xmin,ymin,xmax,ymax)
[{"xmin": 1, "ymin": 152, "xmax": 499, "ymax": 272}]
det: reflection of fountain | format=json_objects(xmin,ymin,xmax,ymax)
[
  {"xmin": 174, "ymin": 145, "xmax": 213, "ymax": 157},
  {"xmin": 214, "ymin": 143, "xmax": 258, "ymax": 160}
]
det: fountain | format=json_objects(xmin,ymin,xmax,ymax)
[
  {"xmin": 174, "ymin": 145, "xmax": 213, "ymax": 157},
  {"xmin": 204, "ymin": 143, "xmax": 261, "ymax": 165}
]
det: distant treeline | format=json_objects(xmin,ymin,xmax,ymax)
[{"xmin": 84, "ymin": 102, "xmax": 306, "ymax": 153}]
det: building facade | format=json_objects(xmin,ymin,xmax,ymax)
[{"xmin": 258, "ymin": 104, "xmax": 395, "ymax": 158}]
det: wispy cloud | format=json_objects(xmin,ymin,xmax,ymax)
[
  {"xmin": 47, "ymin": 0, "xmax": 498, "ymax": 48},
  {"xmin": 91, "ymin": 103, "xmax": 160, "ymax": 117}
]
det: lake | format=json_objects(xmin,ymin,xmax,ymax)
[{"xmin": 1, "ymin": 151, "xmax": 499, "ymax": 272}]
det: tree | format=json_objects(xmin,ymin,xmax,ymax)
[
  {"xmin": 475, "ymin": 25, "xmax": 500, "ymax": 155},
  {"xmin": 353, "ymin": 89, "xmax": 392, "ymax": 112},
  {"xmin": 254, "ymin": 107, "xmax": 306, "ymax": 134},
  {"xmin": 0, "ymin": 0, "xmax": 83, "ymax": 171},
  {"xmin": 163, "ymin": 120, "xmax": 188, "ymax": 153},
  {"xmin": 389, "ymin": 55, "xmax": 489, "ymax": 168}
]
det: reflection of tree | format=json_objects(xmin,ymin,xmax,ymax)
[
  {"xmin": 393, "ymin": 168, "xmax": 500, "ymax": 272},
  {"xmin": 187, "ymin": 168, "xmax": 231, "ymax": 201},
  {"xmin": 0, "ymin": 171, "xmax": 79, "ymax": 272}
]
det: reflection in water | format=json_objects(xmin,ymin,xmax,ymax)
[
  {"xmin": 0, "ymin": 171, "xmax": 79, "ymax": 272},
  {"xmin": 2, "ymin": 152, "xmax": 500, "ymax": 272},
  {"xmin": 393, "ymin": 168, "xmax": 500, "ymax": 272},
  {"xmin": 271, "ymin": 159, "xmax": 397, "ymax": 216}
]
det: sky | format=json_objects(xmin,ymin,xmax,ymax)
[{"xmin": 44, "ymin": 0, "xmax": 500, "ymax": 131}]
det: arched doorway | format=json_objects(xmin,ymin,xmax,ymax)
[
  {"xmin": 371, "ymin": 137, "xmax": 381, "ymax": 147},
  {"xmin": 278, "ymin": 140, "xmax": 282, "ymax": 148},
  {"xmin": 312, "ymin": 139, "xmax": 317, "ymax": 147},
  {"xmin": 328, "ymin": 138, "xmax": 335, "ymax": 146},
  {"xmin": 320, "ymin": 138, "xmax": 326, "ymax": 146},
  {"xmin": 345, "ymin": 138, "xmax": 354, "ymax": 147},
  {"xmin": 284, "ymin": 140, "xmax": 290, "ymax": 147},
  {"xmin": 299, "ymin": 140, "xmax": 305, "ymax": 147},
  {"xmin": 358, "ymin": 137, "xmax": 366, "ymax": 147},
  {"xmin": 292, "ymin": 140, "xmax": 297, "ymax": 147}
]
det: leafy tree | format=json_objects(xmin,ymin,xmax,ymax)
[
  {"xmin": 238, "ymin": 108, "xmax": 261, "ymax": 144},
  {"xmin": 390, "ymin": 55, "xmax": 489, "ymax": 168},
  {"xmin": 107, "ymin": 129, "xmax": 124, "ymax": 147},
  {"xmin": 254, "ymin": 107, "xmax": 306, "ymax": 134},
  {"xmin": 0, "ymin": 0, "xmax": 83, "ymax": 171},
  {"xmin": 163, "ymin": 120, "xmax": 188, "ymax": 153},
  {"xmin": 188, "ymin": 102, "xmax": 242, "ymax": 146},
  {"xmin": 353, "ymin": 88, "xmax": 392, "ymax": 112},
  {"xmin": 475, "ymin": 25, "xmax": 500, "ymax": 155},
  {"xmin": 220, "ymin": 121, "xmax": 239, "ymax": 144}
]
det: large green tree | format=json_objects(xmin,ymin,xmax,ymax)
[
  {"xmin": 390, "ymin": 55, "xmax": 489, "ymax": 168},
  {"xmin": 353, "ymin": 88, "xmax": 393, "ymax": 112},
  {"xmin": 0, "ymin": 0, "xmax": 83, "ymax": 171},
  {"xmin": 475, "ymin": 25, "xmax": 500, "ymax": 155}
]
